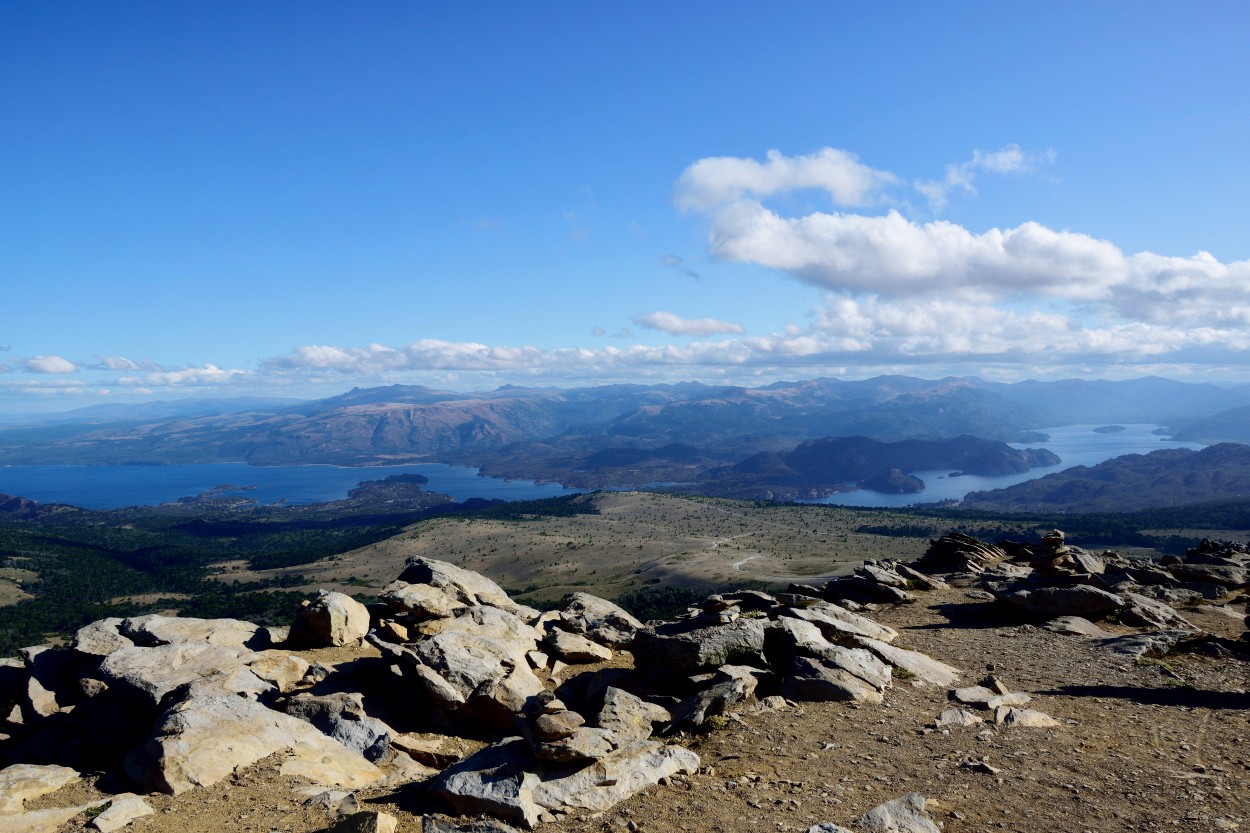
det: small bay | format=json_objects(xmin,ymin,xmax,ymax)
[{"xmin": 0, "ymin": 462, "xmax": 580, "ymax": 510}]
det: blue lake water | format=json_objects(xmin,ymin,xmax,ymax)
[
  {"xmin": 0, "ymin": 424, "xmax": 1206, "ymax": 510},
  {"xmin": 797, "ymin": 424, "xmax": 1205, "ymax": 508},
  {"xmin": 0, "ymin": 462, "xmax": 581, "ymax": 510}
]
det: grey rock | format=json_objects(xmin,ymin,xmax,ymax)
[
  {"xmin": 849, "ymin": 636, "xmax": 962, "ymax": 687},
  {"xmin": 1098, "ymin": 630, "xmax": 1195, "ymax": 659},
  {"xmin": 124, "ymin": 694, "xmax": 382, "ymax": 795},
  {"xmin": 780, "ymin": 656, "xmax": 883, "ymax": 704},
  {"xmin": 119, "ymin": 614, "xmax": 264, "ymax": 648},
  {"xmin": 1044, "ymin": 616, "xmax": 1113, "ymax": 638},
  {"xmin": 857, "ymin": 792, "xmax": 940, "ymax": 833},
  {"xmin": 631, "ymin": 617, "xmax": 766, "ymax": 677},
  {"xmin": 996, "ymin": 585, "xmax": 1125, "ymax": 619},
  {"xmin": 558, "ymin": 592, "xmax": 644, "ymax": 648},
  {"xmin": 934, "ymin": 708, "xmax": 982, "ymax": 728},
  {"xmin": 543, "ymin": 629, "xmax": 613, "ymax": 663},
  {"xmin": 0, "ymin": 763, "xmax": 80, "ymax": 813},
  {"xmin": 397, "ymin": 558, "xmax": 538, "ymax": 620},
  {"xmin": 317, "ymin": 811, "xmax": 399, "ymax": 833},
  {"xmin": 88, "ymin": 793, "xmax": 154, "ymax": 832},
  {"xmin": 782, "ymin": 602, "xmax": 899, "ymax": 644},
  {"xmin": 1118, "ymin": 592, "xmax": 1196, "ymax": 630},
  {"xmin": 71, "ymin": 618, "xmax": 134, "ymax": 658},
  {"xmin": 996, "ymin": 707, "xmax": 1060, "ymax": 728},
  {"xmin": 596, "ymin": 687, "xmax": 670, "ymax": 743},
  {"xmin": 98, "ymin": 643, "xmax": 267, "ymax": 705}
]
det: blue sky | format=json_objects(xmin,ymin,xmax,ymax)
[{"xmin": 3, "ymin": 2, "xmax": 1249, "ymax": 411}]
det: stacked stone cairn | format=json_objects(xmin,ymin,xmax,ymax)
[
  {"xmin": 0, "ymin": 555, "xmax": 964, "ymax": 831},
  {"xmin": 919, "ymin": 529, "xmax": 1250, "ymax": 660}
]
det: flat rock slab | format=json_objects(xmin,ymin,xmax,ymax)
[
  {"xmin": 89, "ymin": 793, "xmax": 154, "ymax": 832},
  {"xmin": 0, "ymin": 803, "xmax": 99, "ymax": 833},
  {"xmin": 432, "ymin": 737, "xmax": 698, "ymax": 828},
  {"xmin": 631, "ymin": 618, "xmax": 766, "ymax": 677},
  {"xmin": 1044, "ymin": 616, "xmax": 1113, "ymax": 638},
  {"xmin": 0, "ymin": 763, "xmax": 80, "ymax": 813},
  {"xmin": 850, "ymin": 637, "xmax": 961, "ymax": 687},
  {"xmin": 1098, "ymin": 630, "xmax": 1193, "ymax": 660},
  {"xmin": 996, "ymin": 707, "xmax": 1060, "ymax": 728},
  {"xmin": 125, "ymin": 694, "xmax": 382, "ymax": 795}
]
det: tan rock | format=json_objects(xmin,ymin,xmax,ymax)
[{"xmin": 0, "ymin": 763, "xmax": 80, "ymax": 813}]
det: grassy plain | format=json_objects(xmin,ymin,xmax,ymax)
[{"xmin": 213, "ymin": 491, "xmax": 970, "ymax": 605}]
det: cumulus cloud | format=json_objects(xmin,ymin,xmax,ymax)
[
  {"xmin": 633, "ymin": 311, "xmax": 746, "ymax": 337},
  {"xmin": 675, "ymin": 148, "xmax": 898, "ymax": 212},
  {"xmin": 708, "ymin": 203, "xmax": 1124, "ymax": 301},
  {"xmin": 915, "ymin": 144, "xmax": 1055, "ymax": 211},
  {"xmin": 23, "ymin": 355, "xmax": 78, "ymax": 374}
]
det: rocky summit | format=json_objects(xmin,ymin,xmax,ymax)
[{"xmin": 0, "ymin": 534, "xmax": 1248, "ymax": 832}]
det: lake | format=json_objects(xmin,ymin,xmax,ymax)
[
  {"xmin": 0, "ymin": 424, "xmax": 1206, "ymax": 510},
  {"xmin": 0, "ymin": 462, "xmax": 581, "ymax": 510},
  {"xmin": 796, "ymin": 424, "xmax": 1205, "ymax": 508}
]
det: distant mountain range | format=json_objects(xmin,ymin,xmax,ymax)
[{"xmin": 1, "ymin": 375, "xmax": 1248, "ymax": 502}]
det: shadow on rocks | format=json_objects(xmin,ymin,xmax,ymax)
[{"xmin": 1039, "ymin": 684, "xmax": 1250, "ymax": 710}]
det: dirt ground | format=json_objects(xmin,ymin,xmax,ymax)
[{"xmin": 41, "ymin": 581, "xmax": 1250, "ymax": 833}]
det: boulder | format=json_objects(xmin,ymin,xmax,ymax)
[
  {"xmin": 543, "ymin": 629, "xmax": 613, "ymax": 664},
  {"xmin": 432, "ymin": 737, "xmax": 698, "ymax": 828},
  {"xmin": 557, "ymin": 593, "xmax": 644, "ymax": 648},
  {"xmin": 290, "ymin": 591, "xmax": 371, "ymax": 648},
  {"xmin": 0, "ymin": 804, "xmax": 100, "ymax": 833},
  {"xmin": 779, "ymin": 656, "xmax": 883, "ymax": 704},
  {"xmin": 995, "ymin": 585, "xmax": 1125, "ymax": 619},
  {"xmin": 630, "ymin": 618, "xmax": 766, "ymax": 678},
  {"xmin": 781, "ymin": 602, "xmax": 899, "ymax": 644},
  {"xmin": 596, "ymin": 687, "xmax": 670, "ymax": 743},
  {"xmin": 379, "ymin": 581, "xmax": 468, "ymax": 621},
  {"xmin": 248, "ymin": 652, "xmax": 312, "ymax": 693},
  {"xmin": 125, "ymin": 694, "xmax": 382, "ymax": 795},
  {"xmin": 1044, "ymin": 616, "xmax": 1113, "ymax": 638},
  {"xmin": 396, "ymin": 558, "xmax": 538, "ymax": 620},
  {"xmin": 286, "ymin": 692, "xmax": 392, "ymax": 762},
  {"xmin": 119, "ymin": 614, "xmax": 264, "ymax": 648},
  {"xmin": 318, "ymin": 811, "xmax": 399, "ymax": 833},
  {"xmin": 71, "ymin": 618, "xmax": 134, "ymax": 658},
  {"xmin": 98, "ymin": 643, "xmax": 268, "ymax": 705},
  {"xmin": 669, "ymin": 665, "xmax": 761, "ymax": 730}
]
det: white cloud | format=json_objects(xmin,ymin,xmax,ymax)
[
  {"xmin": 118, "ymin": 364, "xmax": 246, "ymax": 387},
  {"xmin": 23, "ymin": 355, "xmax": 78, "ymax": 374},
  {"xmin": 632, "ymin": 311, "xmax": 745, "ymax": 337},
  {"xmin": 708, "ymin": 202, "xmax": 1124, "ymax": 301},
  {"xmin": 675, "ymin": 148, "xmax": 898, "ymax": 212},
  {"xmin": 915, "ymin": 144, "xmax": 1056, "ymax": 211},
  {"xmin": 93, "ymin": 355, "xmax": 162, "ymax": 371}
]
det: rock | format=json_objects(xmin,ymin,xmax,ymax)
[
  {"xmin": 631, "ymin": 618, "xmax": 766, "ymax": 678},
  {"xmin": 986, "ymin": 691, "xmax": 1032, "ymax": 709},
  {"xmin": 1098, "ymin": 630, "xmax": 1194, "ymax": 660},
  {"xmin": 379, "ymin": 581, "xmax": 468, "ymax": 621},
  {"xmin": 71, "ymin": 618, "xmax": 134, "ymax": 658},
  {"xmin": 1167, "ymin": 562, "xmax": 1247, "ymax": 589},
  {"xmin": 88, "ymin": 793, "xmax": 154, "ymax": 832},
  {"xmin": 1135, "ymin": 586, "xmax": 1207, "ymax": 607},
  {"xmin": 396, "ymin": 558, "xmax": 537, "ymax": 620},
  {"xmin": 596, "ymin": 688, "xmax": 670, "ymax": 743},
  {"xmin": 996, "ymin": 707, "xmax": 1060, "ymax": 728},
  {"xmin": 807, "ymin": 825, "xmax": 854, "ymax": 833},
  {"xmin": 530, "ymin": 710, "xmax": 585, "ymax": 741},
  {"xmin": 894, "ymin": 564, "xmax": 947, "ymax": 591},
  {"xmin": 950, "ymin": 686, "xmax": 996, "ymax": 708},
  {"xmin": 119, "ymin": 614, "xmax": 264, "ymax": 648},
  {"xmin": 318, "ymin": 811, "xmax": 399, "ymax": 833},
  {"xmin": 124, "ymin": 694, "xmax": 382, "ymax": 795},
  {"xmin": 849, "ymin": 637, "xmax": 961, "ymax": 687},
  {"xmin": 782, "ymin": 602, "xmax": 899, "ymax": 644},
  {"xmin": 0, "ymin": 804, "xmax": 100, "ymax": 833},
  {"xmin": 0, "ymin": 763, "xmax": 80, "ymax": 813},
  {"xmin": 669, "ymin": 665, "xmax": 760, "ymax": 730},
  {"xmin": 401, "ymin": 607, "xmax": 544, "ymax": 730},
  {"xmin": 290, "ymin": 591, "xmax": 371, "ymax": 647},
  {"xmin": 857, "ymin": 792, "xmax": 940, "ymax": 833},
  {"xmin": 390, "ymin": 733, "xmax": 465, "ymax": 768},
  {"xmin": 543, "ymin": 629, "xmax": 613, "ymax": 663},
  {"xmin": 531, "ymin": 727, "xmax": 617, "ymax": 762},
  {"xmin": 996, "ymin": 585, "xmax": 1125, "ymax": 619},
  {"xmin": 823, "ymin": 576, "xmax": 915, "ymax": 606},
  {"xmin": 1118, "ymin": 592, "xmax": 1196, "ymax": 630},
  {"xmin": 919, "ymin": 532, "xmax": 1007, "ymax": 573},
  {"xmin": 247, "ymin": 652, "xmax": 311, "ymax": 693},
  {"xmin": 285, "ymin": 692, "xmax": 392, "ymax": 762},
  {"xmin": 98, "ymin": 643, "xmax": 269, "ymax": 705},
  {"xmin": 1044, "ymin": 616, "xmax": 1113, "ymax": 638},
  {"xmin": 934, "ymin": 708, "xmax": 983, "ymax": 728},
  {"xmin": 779, "ymin": 656, "xmax": 883, "ymax": 704},
  {"xmin": 432, "ymin": 737, "xmax": 698, "ymax": 828},
  {"xmin": 557, "ymin": 593, "xmax": 644, "ymax": 648}
]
